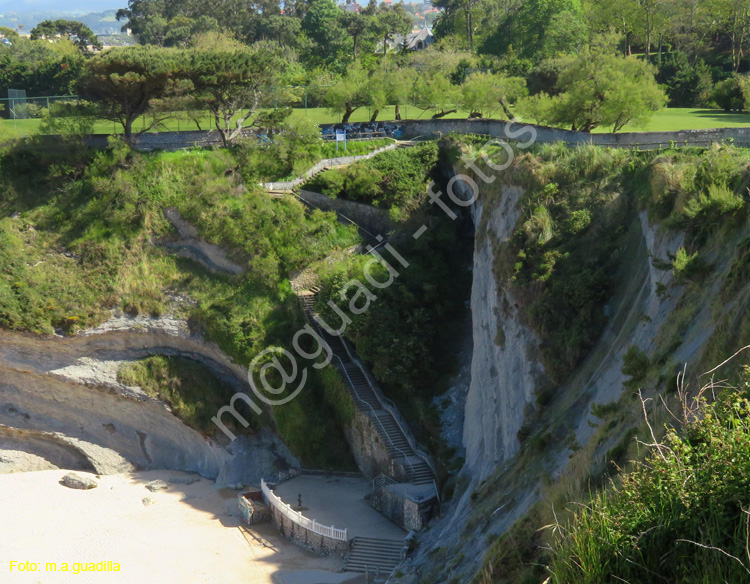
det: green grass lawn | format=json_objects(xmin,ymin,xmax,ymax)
[
  {"xmin": 2, "ymin": 107, "xmax": 750, "ymax": 141},
  {"xmin": 594, "ymin": 108, "xmax": 750, "ymax": 132},
  {"xmin": 0, "ymin": 106, "xmax": 473, "ymax": 141}
]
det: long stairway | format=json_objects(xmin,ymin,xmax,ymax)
[
  {"xmin": 344, "ymin": 537, "xmax": 404, "ymax": 575},
  {"xmin": 299, "ymin": 288, "xmax": 436, "ymax": 487}
]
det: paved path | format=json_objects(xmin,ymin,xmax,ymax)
[{"xmin": 274, "ymin": 475, "xmax": 406, "ymax": 540}]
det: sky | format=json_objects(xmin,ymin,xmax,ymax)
[{"xmin": 0, "ymin": 0, "xmax": 123, "ymax": 15}]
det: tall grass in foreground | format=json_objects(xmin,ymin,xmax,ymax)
[{"xmin": 547, "ymin": 363, "xmax": 750, "ymax": 584}]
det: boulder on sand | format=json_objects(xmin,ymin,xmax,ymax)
[
  {"xmin": 61, "ymin": 473, "xmax": 98, "ymax": 490},
  {"xmin": 145, "ymin": 479, "xmax": 169, "ymax": 492}
]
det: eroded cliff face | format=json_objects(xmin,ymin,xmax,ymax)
[
  {"xmin": 463, "ymin": 189, "xmax": 543, "ymax": 483},
  {"xmin": 0, "ymin": 315, "xmax": 298, "ymax": 486},
  {"xmin": 398, "ymin": 165, "xmax": 747, "ymax": 584}
]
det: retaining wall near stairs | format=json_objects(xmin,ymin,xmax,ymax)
[
  {"xmin": 368, "ymin": 484, "xmax": 436, "ymax": 531},
  {"xmin": 297, "ymin": 189, "xmax": 392, "ymax": 236},
  {"xmin": 269, "ymin": 505, "xmax": 350, "ymax": 556},
  {"xmin": 345, "ymin": 409, "xmax": 408, "ymax": 482}
]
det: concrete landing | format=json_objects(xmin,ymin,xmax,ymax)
[
  {"xmin": 274, "ymin": 475, "xmax": 406, "ymax": 540},
  {"xmin": 272, "ymin": 570, "xmax": 366, "ymax": 584}
]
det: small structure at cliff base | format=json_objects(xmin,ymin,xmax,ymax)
[{"xmin": 238, "ymin": 487, "xmax": 271, "ymax": 525}]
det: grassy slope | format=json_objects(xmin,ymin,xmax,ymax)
[{"xmin": 0, "ymin": 141, "xmax": 359, "ymax": 469}]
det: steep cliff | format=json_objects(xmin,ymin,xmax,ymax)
[
  {"xmin": 463, "ymin": 188, "xmax": 543, "ymax": 483},
  {"xmin": 397, "ymin": 143, "xmax": 750, "ymax": 584}
]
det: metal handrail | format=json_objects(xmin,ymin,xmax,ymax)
[
  {"xmin": 331, "ymin": 351, "xmax": 417, "ymax": 479},
  {"xmin": 299, "ymin": 296, "xmax": 417, "ymax": 478},
  {"xmin": 370, "ymin": 473, "xmax": 398, "ymax": 492},
  {"xmin": 293, "ymin": 191, "xmax": 382, "ymax": 247},
  {"xmin": 336, "ymin": 333, "xmax": 438, "ymax": 478}
]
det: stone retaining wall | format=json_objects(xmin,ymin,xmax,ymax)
[
  {"xmin": 297, "ymin": 189, "xmax": 392, "ymax": 237},
  {"xmin": 344, "ymin": 409, "xmax": 409, "ymax": 482},
  {"xmin": 321, "ymin": 119, "xmax": 750, "ymax": 149},
  {"xmin": 368, "ymin": 485, "xmax": 435, "ymax": 531},
  {"xmin": 21, "ymin": 119, "xmax": 750, "ymax": 157},
  {"xmin": 269, "ymin": 505, "xmax": 350, "ymax": 556}
]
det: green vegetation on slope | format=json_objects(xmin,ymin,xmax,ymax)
[
  {"xmin": 0, "ymin": 138, "xmax": 360, "ymax": 469},
  {"xmin": 454, "ymin": 140, "xmax": 750, "ymax": 584},
  {"xmin": 464, "ymin": 141, "xmax": 750, "ymax": 394},
  {"xmin": 549, "ymin": 374, "xmax": 750, "ymax": 584},
  {"xmin": 118, "ymin": 355, "xmax": 257, "ymax": 436},
  {"xmin": 312, "ymin": 139, "xmax": 472, "ymax": 453},
  {"xmin": 305, "ymin": 141, "xmax": 440, "ymax": 217}
]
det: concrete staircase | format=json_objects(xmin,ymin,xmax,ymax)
[
  {"xmin": 345, "ymin": 537, "xmax": 404, "ymax": 576},
  {"xmin": 299, "ymin": 289, "xmax": 436, "ymax": 487}
]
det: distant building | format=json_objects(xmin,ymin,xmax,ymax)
[
  {"xmin": 391, "ymin": 26, "xmax": 434, "ymax": 51},
  {"xmin": 342, "ymin": 0, "xmax": 363, "ymax": 11}
]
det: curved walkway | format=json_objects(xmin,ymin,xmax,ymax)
[{"xmin": 274, "ymin": 475, "xmax": 405, "ymax": 540}]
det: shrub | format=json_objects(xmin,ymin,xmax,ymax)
[
  {"xmin": 712, "ymin": 76, "xmax": 745, "ymax": 112},
  {"xmin": 672, "ymin": 246, "xmax": 709, "ymax": 283},
  {"xmin": 548, "ymin": 379, "xmax": 750, "ymax": 584},
  {"xmin": 117, "ymin": 356, "xmax": 257, "ymax": 436},
  {"xmin": 304, "ymin": 141, "xmax": 439, "ymax": 213},
  {"xmin": 621, "ymin": 345, "xmax": 650, "ymax": 386},
  {"xmin": 656, "ymin": 51, "xmax": 713, "ymax": 108}
]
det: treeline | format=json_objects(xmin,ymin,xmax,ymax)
[{"xmin": 6, "ymin": 0, "xmax": 750, "ymax": 135}]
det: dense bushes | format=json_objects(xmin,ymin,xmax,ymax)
[
  {"xmin": 646, "ymin": 145, "xmax": 750, "ymax": 244},
  {"xmin": 117, "ymin": 355, "xmax": 257, "ymax": 436},
  {"xmin": 549, "ymin": 379, "xmax": 750, "ymax": 583},
  {"xmin": 0, "ymin": 142, "xmax": 364, "ymax": 468},
  {"xmin": 655, "ymin": 51, "xmax": 713, "ymax": 108},
  {"xmin": 312, "ymin": 141, "xmax": 471, "ymax": 441},
  {"xmin": 305, "ymin": 141, "xmax": 439, "ymax": 213},
  {"xmin": 486, "ymin": 145, "xmax": 634, "ymax": 384},
  {"xmin": 713, "ymin": 76, "xmax": 746, "ymax": 112},
  {"xmin": 478, "ymin": 143, "xmax": 750, "ymax": 387},
  {"xmin": 315, "ymin": 212, "xmax": 469, "ymax": 404},
  {"xmin": 272, "ymin": 365, "xmax": 357, "ymax": 470}
]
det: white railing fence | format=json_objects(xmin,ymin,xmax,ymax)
[{"xmin": 261, "ymin": 478, "xmax": 348, "ymax": 541}]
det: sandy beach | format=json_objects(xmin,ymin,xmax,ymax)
[{"xmin": 0, "ymin": 469, "xmax": 343, "ymax": 584}]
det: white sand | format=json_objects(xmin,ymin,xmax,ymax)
[{"xmin": 0, "ymin": 469, "xmax": 342, "ymax": 584}]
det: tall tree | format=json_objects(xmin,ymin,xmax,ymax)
[
  {"xmin": 583, "ymin": 0, "xmax": 639, "ymax": 54},
  {"xmin": 340, "ymin": 11, "xmax": 373, "ymax": 58},
  {"xmin": 301, "ymin": 0, "xmax": 351, "ymax": 67},
  {"xmin": 374, "ymin": 5, "xmax": 412, "ymax": 63},
  {"xmin": 713, "ymin": 0, "xmax": 750, "ymax": 71},
  {"xmin": 410, "ymin": 71, "xmax": 461, "ymax": 118},
  {"xmin": 324, "ymin": 63, "xmax": 370, "ymax": 123},
  {"xmin": 459, "ymin": 72, "xmax": 527, "ymax": 118},
  {"xmin": 77, "ymin": 46, "xmax": 187, "ymax": 143},
  {"xmin": 482, "ymin": 0, "xmax": 586, "ymax": 61},
  {"xmin": 635, "ymin": 0, "xmax": 668, "ymax": 61},
  {"xmin": 523, "ymin": 35, "xmax": 666, "ymax": 132},
  {"xmin": 187, "ymin": 46, "xmax": 284, "ymax": 146},
  {"xmin": 30, "ymin": 19, "xmax": 102, "ymax": 55}
]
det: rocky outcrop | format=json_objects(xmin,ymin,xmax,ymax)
[
  {"xmin": 61, "ymin": 472, "xmax": 98, "ymax": 490},
  {"xmin": 160, "ymin": 208, "xmax": 246, "ymax": 275},
  {"xmin": 0, "ymin": 315, "xmax": 299, "ymax": 485},
  {"xmin": 396, "ymin": 165, "xmax": 734, "ymax": 584},
  {"xmin": 463, "ymin": 188, "xmax": 544, "ymax": 483}
]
